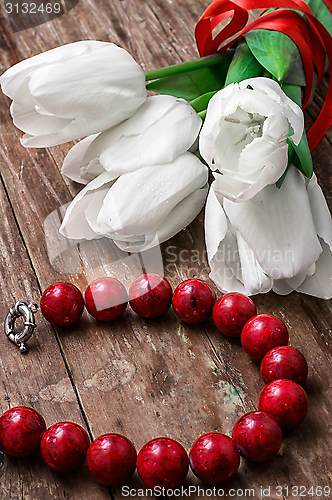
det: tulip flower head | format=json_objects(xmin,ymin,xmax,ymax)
[
  {"xmin": 200, "ymin": 78, "xmax": 304, "ymax": 202},
  {"xmin": 59, "ymin": 94, "xmax": 208, "ymax": 252},
  {"xmin": 205, "ymin": 167, "xmax": 332, "ymax": 298},
  {"xmin": 60, "ymin": 154, "xmax": 208, "ymax": 252},
  {"xmin": 61, "ymin": 95, "xmax": 202, "ymax": 183},
  {"xmin": 0, "ymin": 41, "xmax": 147, "ymax": 147}
]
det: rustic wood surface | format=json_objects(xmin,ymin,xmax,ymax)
[{"xmin": 0, "ymin": 1, "xmax": 331, "ymax": 499}]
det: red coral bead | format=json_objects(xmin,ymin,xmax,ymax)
[
  {"xmin": 189, "ymin": 432, "xmax": 240, "ymax": 484},
  {"xmin": 137, "ymin": 437, "xmax": 189, "ymax": 489},
  {"xmin": 258, "ymin": 379, "xmax": 309, "ymax": 429},
  {"xmin": 0, "ymin": 406, "xmax": 46, "ymax": 457},
  {"xmin": 86, "ymin": 434, "xmax": 137, "ymax": 486},
  {"xmin": 172, "ymin": 279, "xmax": 216, "ymax": 324},
  {"xmin": 232, "ymin": 411, "xmax": 283, "ymax": 462},
  {"xmin": 241, "ymin": 314, "xmax": 289, "ymax": 361},
  {"xmin": 40, "ymin": 282, "xmax": 84, "ymax": 327},
  {"xmin": 212, "ymin": 292, "xmax": 257, "ymax": 337},
  {"xmin": 40, "ymin": 422, "xmax": 90, "ymax": 472},
  {"xmin": 84, "ymin": 277, "xmax": 128, "ymax": 321},
  {"xmin": 129, "ymin": 273, "xmax": 172, "ymax": 319},
  {"xmin": 260, "ymin": 346, "xmax": 308, "ymax": 385}
]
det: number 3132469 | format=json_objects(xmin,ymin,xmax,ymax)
[
  {"xmin": 276, "ymin": 485, "xmax": 331, "ymax": 497},
  {"xmin": 5, "ymin": 3, "xmax": 62, "ymax": 14}
]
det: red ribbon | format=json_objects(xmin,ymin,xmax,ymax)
[{"xmin": 195, "ymin": 0, "xmax": 332, "ymax": 151}]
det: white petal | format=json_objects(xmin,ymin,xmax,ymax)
[
  {"xmin": 214, "ymin": 173, "xmax": 251, "ymax": 201},
  {"xmin": 61, "ymin": 134, "xmax": 100, "ymax": 184},
  {"xmin": 272, "ymin": 272, "xmax": 308, "ymax": 295},
  {"xmin": 296, "ymin": 239, "xmax": 332, "ymax": 299},
  {"xmin": 237, "ymin": 231, "xmax": 272, "ymax": 294},
  {"xmin": 98, "ymin": 153, "xmax": 208, "ymax": 233},
  {"xmin": 237, "ymin": 137, "xmax": 287, "ymax": 179},
  {"xmin": 214, "ymin": 141, "xmax": 288, "ymax": 203},
  {"xmin": 115, "ymin": 95, "xmax": 177, "ymax": 135},
  {"xmin": 59, "ymin": 171, "xmax": 118, "ymax": 239},
  {"xmin": 199, "ymin": 87, "xmax": 234, "ymax": 169},
  {"xmin": 12, "ymin": 100, "xmax": 71, "ymax": 135},
  {"xmin": 212, "ymin": 106, "xmax": 253, "ymax": 173},
  {"xmin": 223, "ymin": 143, "xmax": 288, "ymax": 202},
  {"xmin": 1, "ymin": 41, "xmax": 104, "ymax": 99},
  {"xmin": 29, "ymin": 45, "xmax": 145, "ymax": 119},
  {"xmin": 239, "ymin": 77, "xmax": 304, "ymax": 144},
  {"xmin": 223, "ymin": 167, "xmax": 322, "ymax": 278},
  {"xmin": 99, "ymin": 96, "xmax": 201, "ymax": 175},
  {"xmin": 293, "ymin": 175, "xmax": 332, "ymax": 299},
  {"xmin": 204, "ymin": 186, "xmax": 251, "ymax": 294},
  {"xmin": 6, "ymin": 42, "xmax": 147, "ymax": 147},
  {"xmin": 114, "ymin": 184, "xmax": 208, "ymax": 252},
  {"xmin": 307, "ymin": 173, "xmax": 332, "ymax": 247},
  {"xmin": 230, "ymin": 89, "xmax": 282, "ymax": 122},
  {"xmin": 21, "ymin": 111, "xmax": 141, "ymax": 148},
  {"xmin": 84, "ymin": 188, "xmax": 116, "ymax": 236}
]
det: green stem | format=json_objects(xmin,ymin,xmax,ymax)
[
  {"xmin": 276, "ymin": 165, "xmax": 290, "ymax": 188},
  {"xmin": 191, "ymin": 91, "xmax": 218, "ymax": 113},
  {"xmin": 145, "ymin": 52, "xmax": 234, "ymax": 81},
  {"xmin": 198, "ymin": 110, "xmax": 207, "ymax": 120}
]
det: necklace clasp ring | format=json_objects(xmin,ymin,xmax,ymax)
[{"xmin": 4, "ymin": 301, "xmax": 38, "ymax": 353}]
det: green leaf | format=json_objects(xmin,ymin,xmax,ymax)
[
  {"xmin": 225, "ymin": 41, "xmax": 265, "ymax": 85},
  {"xmin": 276, "ymin": 82, "xmax": 312, "ymax": 187},
  {"xmin": 190, "ymin": 91, "xmax": 217, "ymax": 113},
  {"xmin": 244, "ymin": 29, "xmax": 306, "ymax": 86},
  {"xmin": 145, "ymin": 52, "xmax": 234, "ymax": 100},
  {"xmin": 276, "ymin": 165, "xmax": 290, "ymax": 188},
  {"xmin": 197, "ymin": 109, "xmax": 207, "ymax": 120},
  {"xmin": 280, "ymin": 81, "xmax": 302, "ymax": 106},
  {"xmin": 281, "ymin": 82, "xmax": 313, "ymax": 179},
  {"xmin": 288, "ymin": 134, "xmax": 313, "ymax": 178}
]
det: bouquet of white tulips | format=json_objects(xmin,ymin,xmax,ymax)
[{"xmin": 1, "ymin": 0, "xmax": 332, "ymax": 298}]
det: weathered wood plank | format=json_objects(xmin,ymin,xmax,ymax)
[{"xmin": 0, "ymin": 177, "xmax": 111, "ymax": 499}]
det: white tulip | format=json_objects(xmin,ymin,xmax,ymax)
[
  {"xmin": 60, "ymin": 153, "xmax": 209, "ymax": 252},
  {"xmin": 61, "ymin": 95, "xmax": 202, "ymax": 183},
  {"xmin": 0, "ymin": 41, "xmax": 147, "ymax": 147},
  {"xmin": 205, "ymin": 167, "xmax": 332, "ymax": 298},
  {"xmin": 200, "ymin": 77, "xmax": 304, "ymax": 202}
]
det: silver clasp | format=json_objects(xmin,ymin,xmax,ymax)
[{"xmin": 4, "ymin": 301, "xmax": 38, "ymax": 353}]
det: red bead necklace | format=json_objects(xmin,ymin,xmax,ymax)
[{"xmin": 0, "ymin": 275, "xmax": 309, "ymax": 489}]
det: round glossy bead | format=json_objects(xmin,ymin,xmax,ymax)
[
  {"xmin": 189, "ymin": 432, "xmax": 240, "ymax": 484},
  {"xmin": 40, "ymin": 282, "xmax": 84, "ymax": 327},
  {"xmin": 85, "ymin": 277, "xmax": 128, "ymax": 321},
  {"xmin": 241, "ymin": 314, "xmax": 289, "ymax": 361},
  {"xmin": 40, "ymin": 422, "xmax": 90, "ymax": 472},
  {"xmin": 86, "ymin": 434, "xmax": 137, "ymax": 486},
  {"xmin": 0, "ymin": 406, "xmax": 46, "ymax": 457},
  {"xmin": 258, "ymin": 379, "xmax": 309, "ymax": 429},
  {"xmin": 212, "ymin": 292, "xmax": 257, "ymax": 337},
  {"xmin": 172, "ymin": 279, "xmax": 216, "ymax": 324},
  {"xmin": 129, "ymin": 273, "xmax": 172, "ymax": 319},
  {"xmin": 232, "ymin": 411, "xmax": 283, "ymax": 462},
  {"xmin": 137, "ymin": 437, "xmax": 189, "ymax": 489},
  {"xmin": 260, "ymin": 346, "xmax": 308, "ymax": 385}
]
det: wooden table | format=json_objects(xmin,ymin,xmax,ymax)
[{"xmin": 0, "ymin": 1, "xmax": 332, "ymax": 499}]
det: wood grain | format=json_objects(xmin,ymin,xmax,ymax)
[{"xmin": 0, "ymin": 0, "xmax": 332, "ymax": 499}]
